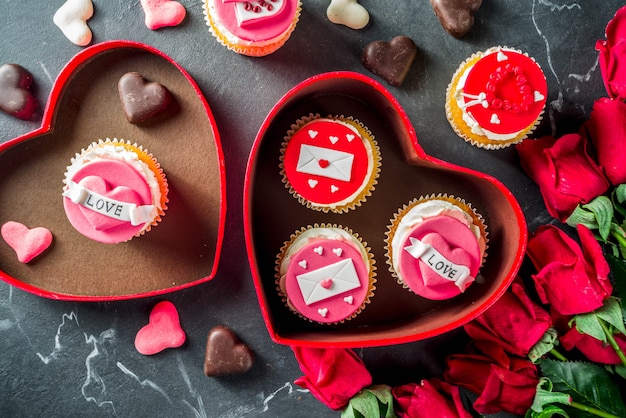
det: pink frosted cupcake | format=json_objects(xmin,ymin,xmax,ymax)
[
  {"xmin": 62, "ymin": 139, "xmax": 168, "ymax": 244},
  {"xmin": 276, "ymin": 225, "xmax": 376, "ymax": 324},
  {"xmin": 385, "ymin": 195, "xmax": 488, "ymax": 300},
  {"xmin": 203, "ymin": 0, "xmax": 301, "ymax": 57}
]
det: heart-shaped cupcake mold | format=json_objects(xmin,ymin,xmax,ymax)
[
  {"xmin": 244, "ymin": 71, "xmax": 526, "ymax": 347},
  {"xmin": 0, "ymin": 41, "xmax": 226, "ymax": 300}
]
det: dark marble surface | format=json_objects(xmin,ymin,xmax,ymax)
[{"xmin": 0, "ymin": 1, "xmax": 622, "ymax": 416}]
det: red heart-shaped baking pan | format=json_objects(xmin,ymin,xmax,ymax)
[
  {"xmin": 244, "ymin": 71, "xmax": 526, "ymax": 347},
  {"xmin": 0, "ymin": 40, "xmax": 226, "ymax": 301}
]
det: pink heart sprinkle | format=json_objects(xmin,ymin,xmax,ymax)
[
  {"xmin": 1, "ymin": 221, "xmax": 53, "ymax": 263},
  {"xmin": 134, "ymin": 300, "xmax": 186, "ymax": 355},
  {"xmin": 140, "ymin": 0, "xmax": 186, "ymax": 30},
  {"xmin": 320, "ymin": 278, "xmax": 333, "ymax": 289}
]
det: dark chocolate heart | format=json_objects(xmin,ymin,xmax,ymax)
[
  {"xmin": 430, "ymin": 0, "xmax": 482, "ymax": 38},
  {"xmin": 118, "ymin": 71, "xmax": 174, "ymax": 124},
  {"xmin": 0, "ymin": 63, "xmax": 38, "ymax": 120},
  {"xmin": 204, "ymin": 325, "xmax": 254, "ymax": 377},
  {"xmin": 361, "ymin": 36, "xmax": 417, "ymax": 87}
]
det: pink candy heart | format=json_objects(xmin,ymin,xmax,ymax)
[
  {"xmin": 77, "ymin": 176, "xmax": 142, "ymax": 231},
  {"xmin": 140, "ymin": 0, "xmax": 186, "ymax": 30},
  {"xmin": 1, "ymin": 221, "xmax": 53, "ymax": 263},
  {"xmin": 135, "ymin": 300, "xmax": 186, "ymax": 355}
]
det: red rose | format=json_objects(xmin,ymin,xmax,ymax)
[
  {"xmin": 527, "ymin": 224, "xmax": 612, "ymax": 316},
  {"xmin": 444, "ymin": 341, "xmax": 538, "ymax": 415},
  {"xmin": 596, "ymin": 6, "xmax": 626, "ymax": 99},
  {"xmin": 464, "ymin": 279, "xmax": 552, "ymax": 358},
  {"xmin": 516, "ymin": 134, "xmax": 609, "ymax": 222},
  {"xmin": 392, "ymin": 379, "xmax": 472, "ymax": 418},
  {"xmin": 292, "ymin": 347, "xmax": 372, "ymax": 410},
  {"xmin": 583, "ymin": 97, "xmax": 626, "ymax": 185},
  {"xmin": 552, "ymin": 310, "xmax": 626, "ymax": 365}
]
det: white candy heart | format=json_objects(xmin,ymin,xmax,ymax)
[
  {"xmin": 490, "ymin": 114, "xmax": 501, "ymax": 125},
  {"xmin": 496, "ymin": 50, "xmax": 508, "ymax": 62},
  {"xmin": 327, "ymin": 0, "xmax": 369, "ymax": 30},
  {"xmin": 330, "ymin": 185, "xmax": 339, "ymax": 193},
  {"xmin": 534, "ymin": 90, "xmax": 545, "ymax": 102},
  {"xmin": 298, "ymin": 260, "xmax": 307, "ymax": 269},
  {"xmin": 329, "ymin": 136, "xmax": 339, "ymax": 144},
  {"xmin": 308, "ymin": 129, "xmax": 318, "ymax": 138},
  {"xmin": 308, "ymin": 179, "xmax": 318, "ymax": 188},
  {"xmin": 313, "ymin": 246, "xmax": 323, "ymax": 255},
  {"xmin": 346, "ymin": 134, "xmax": 355, "ymax": 142},
  {"xmin": 53, "ymin": 0, "xmax": 94, "ymax": 46},
  {"xmin": 318, "ymin": 308, "xmax": 329, "ymax": 317},
  {"xmin": 332, "ymin": 248, "xmax": 343, "ymax": 256},
  {"xmin": 343, "ymin": 296, "xmax": 354, "ymax": 304}
]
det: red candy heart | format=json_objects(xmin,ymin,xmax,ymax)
[
  {"xmin": 318, "ymin": 159, "xmax": 330, "ymax": 168},
  {"xmin": 1, "ymin": 221, "xmax": 53, "ymax": 264},
  {"xmin": 204, "ymin": 325, "xmax": 255, "ymax": 376},
  {"xmin": 135, "ymin": 300, "xmax": 186, "ymax": 355},
  {"xmin": 0, "ymin": 64, "xmax": 38, "ymax": 120},
  {"xmin": 320, "ymin": 278, "xmax": 333, "ymax": 289}
]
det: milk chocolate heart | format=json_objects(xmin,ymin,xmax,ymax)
[
  {"xmin": 361, "ymin": 36, "xmax": 417, "ymax": 87},
  {"xmin": 204, "ymin": 325, "xmax": 254, "ymax": 376},
  {"xmin": 0, "ymin": 64, "xmax": 38, "ymax": 120},
  {"xmin": 1, "ymin": 221, "xmax": 53, "ymax": 264},
  {"xmin": 118, "ymin": 72, "xmax": 174, "ymax": 124},
  {"xmin": 140, "ymin": 0, "xmax": 186, "ymax": 30},
  {"xmin": 135, "ymin": 300, "xmax": 186, "ymax": 355},
  {"xmin": 0, "ymin": 41, "xmax": 225, "ymax": 300},
  {"xmin": 244, "ymin": 72, "xmax": 526, "ymax": 347},
  {"xmin": 430, "ymin": 0, "xmax": 482, "ymax": 38}
]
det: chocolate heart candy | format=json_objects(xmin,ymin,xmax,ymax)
[
  {"xmin": 430, "ymin": 0, "xmax": 482, "ymax": 38},
  {"xmin": 204, "ymin": 325, "xmax": 254, "ymax": 376},
  {"xmin": 361, "ymin": 36, "xmax": 417, "ymax": 87},
  {"xmin": 118, "ymin": 71, "xmax": 174, "ymax": 124},
  {"xmin": 0, "ymin": 63, "xmax": 38, "ymax": 120}
]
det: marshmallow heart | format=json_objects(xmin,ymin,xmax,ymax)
[
  {"xmin": 418, "ymin": 232, "xmax": 472, "ymax": 288},
  {"xmin": 327, "ymin": 0, "xmax": 370, "ymax": 30},
  {"xmin": 1, "ymin": 221, "xmax": 53, "ymax": 264},
  {"xmin": 53, "ymin": 0, "xmax": 94, "ymax": 46},
  {"xmin": 76, "ymin": 176, "xmax": 143, "ymax": 231},
  {"xmin": 0, "ymin": 64, "xmax": 38, "ymax": 120},
  {"xmin": 140, "ymin": 0, "xmax": 186, "ymax": 30},
  {"xmin": 135, "ymin": 301, "xmax": 186, "ymax": 355}
]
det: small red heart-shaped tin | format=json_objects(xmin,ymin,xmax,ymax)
[
  {"xmin": 0, "ymin": 41, "xmax": 226, "ymax": 301},
  {"xmin": 244, "ymin": 71, "xmax": 526, "ymax": 348}
]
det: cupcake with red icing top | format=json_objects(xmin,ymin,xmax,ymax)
[
  {"xmin": 446, "ymin": 46, "xmax": 547, "ymax": 149},
  {"xmin": 276, "ymin": 224, "xmax": 376, "ymax": 324},
  {"xmin": 385, "ymin": 195, "xmax": 488, "ymax": 300},
  {"xmin": 203, "ymin": 0, "xmax": 301, "ymax": 57},
  {"xmin": 62, "ymin": 138, "xmax": 168, "ymax": 244},
  {"xmin": 280, "ymin": 113, "xmax": 381, "ymax": 213}
]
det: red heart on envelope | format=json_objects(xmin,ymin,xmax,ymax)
[
  {"xmin": 135, "ymin": 300, "xmax": 186, "ymax": 355},
  {"xmin": 76, "ymin": 175, "xmax": 142, "ymax": 231}
]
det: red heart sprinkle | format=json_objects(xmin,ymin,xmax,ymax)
[
  {"xmin": 318, "ymin": 159, "xmax": 330, "ymax": 168},
  {"xmin": 321, "ymin": 278, "xmax": 333, "ymax": 289}
]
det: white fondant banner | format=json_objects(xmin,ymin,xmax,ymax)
[
  {"xmin": 63, "ymin": 180, "xmax": 156, "ymax": 226},
  {"xmin": 404, "ymin": 237, "xmax": 472, "ymax": 290},
  {"xmin": 296, "ymin": 144, "xmax": 354, "ymax": 182},
  {"xmin": 296, "ymin": 258, "xmax": 361, "ymax": 305}
]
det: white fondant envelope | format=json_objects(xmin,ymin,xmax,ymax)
[
  {"xmin": 296, "ymin": 144, "xmax": 354, "ymax": 182},
  {"xmin": 296, "ymin": 258, "xmax": 361, "ymax": 305}
]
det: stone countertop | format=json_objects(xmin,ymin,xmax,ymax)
[{"xmin": 0, "ymin": 1, "xmax": 621, "ymax": 416}]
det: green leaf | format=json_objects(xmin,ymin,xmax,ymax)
[
  {"xmin": 540, "ymin": 359, "xmax": 626, "ymax": 418},
  {"xmin": 567, "ymin": 205, "xmax": 600, "ymax": 232},
  {"xmin": 615, "ymin": 184, "xmax": 626, "ymax": 205},
  {"xmin": 606, "ymin": 253, "xmax": 626, "ymax": 305},
  {"xmin": 597, "ymin": 297, "xmax": 626, "ymax": 334},
  {"xmin": 584, "ymin": 196, "xmax": 614, "ymax": 241},
  {"xmin": 529, "ymin": 327, "xmax": 559, "ymax": 363},
  {"xmin": 531, "ymin": 378, "xmax": 572, "ymax": 412},
  {"xmin": 573, "ymin": 313, "xmax": 606, "ymax": 342},
  {"xmin": 341, "ymin": 385, "xmax": 396, "ymax": 418},
  {"xmin": 527, "ymin": 404, "xmax": 571, "ymax": 418}
]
